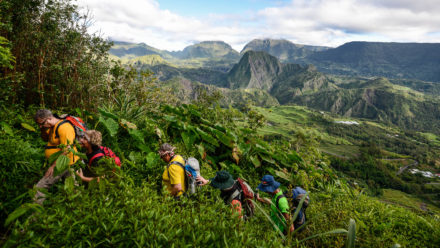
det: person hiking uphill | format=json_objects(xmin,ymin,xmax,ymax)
[
  {"xmin": 256, "ymin": 175, "xmax": 294, "ymax": 235},
  {"xmin": 197, "ymin": 170, "xmax": 255, "ymax": 220},
  {"xmin": 159, "ymin": 143, "xmax": 187, "ymax": 198},
  {"xmin": 33, "ymin": 109, "xmax": 79, "ymax": 204},
  {"xmin": 75, "ymin": 130, "xmax": 116, "ymax": 183}
]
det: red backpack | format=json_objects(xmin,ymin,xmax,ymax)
[
  {"xmin": 237, "ymin": 178, "xmax": 255, "ymax": 218},
  {"xmin": 89, "ymin": 146, "xmax": 121, "ymax": 167},
  {"xmin": 54, "ymin": 114, "xmax": 87, "ymax": 139}
]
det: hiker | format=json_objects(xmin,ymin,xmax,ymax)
[
  {"xmin": 159, "ymin": 143, "xmax": 187, "ymax": 198},
  {"xmin": 255, "ymin": 175, "xmax": 294, "ymax": 235},
  {"xmin": 75, "ymin": 130, "xmax": 111, "ymax": 183},
  {"xmin": 33, "ymin": 109, "xmax": 79, "ymax": 204},
  {"xmin": 197, "ymin": 170, "xmax": 254, "ymax": 220}
]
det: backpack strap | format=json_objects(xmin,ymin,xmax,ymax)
[
  {"xmin": 54, "ymin": 119, "xmax": 71, "ymax": 139},
  {"xmin": 227, "ymin": 185, "xmax": 241, "ymax": 204},
  {"xmin": 89, "ymin": 153, "xmax": 105, "ymax": 166}
]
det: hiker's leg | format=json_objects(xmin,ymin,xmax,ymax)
[{"xmin": 34, "ymin": 169, "xmax": 69, "ymax": 205}]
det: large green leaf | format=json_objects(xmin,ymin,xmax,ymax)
[
  {"xmin": 238, "ymin": 142, "xmax": 251, "ymax": 156},
  {"xmin": 98, "ymin": 108, "xmax": 119, "ymax": 120},
  {"xmin": 99, "ymin": 116, "xmax": 119, "ymax": 137},
  {"xmin": 346, "ymin": 218, "xmax": 356, "ymax": 248},
  {"xmin": 1, "ymin": 122, "xmax": 13, "ymax": 136},
  {"xmin": 21, "ymin": 123, "xmax": 36, "ymax": 132},
  {"xmin": 287, "ymin": 151, "xmax": 302, "ymax": 163},
  {"xmin": 163, "ymin": 105, "xmax": 183, "ymax": 117},
  {"xmin": 196, "ymin": 128, "xmax": 219, "ymax": 147},
  {"xmin": 274, "ymin": 170, "xmax": 291, "ymax": 182},
  {"xmin": 128, "ymin": 129, "xmax": 145, "ymax": 144},
  {"xmin": 260, "ymin": 154, "xmax": 276, "ymax": 164},
  {"xmin": 188, "ymin": 108, "xmax": 202, "ymax": 118},
  {"xmin": 4, "ymin": 203, "xmax": 42, "ymax": 227},
  {"xmin": 181, "ymin": 132, "xmax": 196, "ymax": 151},
  {"xmin": 213, "ymin": 123, "xmax": 226, "ymax": 132},
  {"xmin": 163, "ymin": 115, "xmax": 178, "ymax": 123},
  {"xmin": 54, "ymin": 155, "xmax": 69, "ymax": 177},
  {"xmin": 208, "ymin": 127, "xmax": 233, "ymax": 148},
  {"xmin": 250, "ymin": 155, "xmax": 261, "ymax": 168},
  {"xmin": 48, "ymin": 150, "xmax": 63, "ymax": 165},
  {"xmin": 146, "ymin": 152, "xmax": 158, "ymax": 168}
]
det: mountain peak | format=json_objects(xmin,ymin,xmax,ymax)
[{"xmin": 241, "ymin": 38, "xmax": 329, "ymax": 62}]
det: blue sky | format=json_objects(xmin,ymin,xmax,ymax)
[
  {"xmin": 157, "ymin": 0, "xmax": 290, "ymax": 17},
  {"xmin": 78, "ymin": 0, "xmax": 440, "ymax": 51}
]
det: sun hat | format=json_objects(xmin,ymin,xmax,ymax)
[
  {"xmin": 257, "ymin": 175, "xmax": 280, "ymax": 193},
  {"xmin": 210, "ymin": 171, "xmax": 235, "ymax": 190},
  {"xmin": 158, "ymin": 143, "xmax": 175, "ymax": 158}
]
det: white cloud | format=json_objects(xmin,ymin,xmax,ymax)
[{"xmin": 77, "ymin": 0, "xmax": 440, "ymax": 51}]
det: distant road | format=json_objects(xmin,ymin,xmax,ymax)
[
  {"xmin": 319, "ymin": 150, "xmax": 350, "ymax": 159},
  {"xmin": 397, "ymin": 160, "xmax": 419, "ymax": 175}
]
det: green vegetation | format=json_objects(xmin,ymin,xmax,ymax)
[
  {"xmin": 380, "ymin": 189, "xmax": 440, "ymax": 214},
  {"xmin": 1, "ymin": 0, "xmax": 440, "ymax": 246}
]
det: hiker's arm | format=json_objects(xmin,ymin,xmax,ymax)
[
  {"xmin": 255, "ymin": 192, "xmax": 272, "ymax": 204},
  {"xmin": 171, "ymin": 183, "xmax": 182, "ymax": 196},
  {"xmin": 76, "ymin": 169, "xmax": 100, "ymax": 183},
  {"xmin": 196, "ymin": 175, "xmax": 209, "ymax": 186},
  {"xmin": 283, "ymin": 212, "xmax": 295, "ymax": 233},
  {"xmin": 44, "ymin": 161, "xmax": 57, "ymax": 178}
]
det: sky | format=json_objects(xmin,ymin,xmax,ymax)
[{"xmin": 77, "ymin": 0, "xmax": 440, "ymax": 52}]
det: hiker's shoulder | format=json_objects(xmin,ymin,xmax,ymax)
[
  {"xmin": 171, "ymin": 155, "xmax": 185, "ymax": 165},
  {"xmin": 56, "ymin": 119, "xmax": 75, "ymax": 132}
]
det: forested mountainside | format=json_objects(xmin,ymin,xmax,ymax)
[{"xmin": 306, "ymin": 41, "xmax": 440, "ymax": 82}]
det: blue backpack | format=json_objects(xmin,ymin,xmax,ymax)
[{"xmin": 275, "ymin": 187, "xmax": 309, "ymax": 229}]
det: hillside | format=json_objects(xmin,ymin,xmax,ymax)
[
  {"xmin": 289, "ymin": 78, "xmax": 440, "ymax": 134},
  {"xmin": 172, "ymin": 41, "xmax": 240, "ymax": 60},
  {"xmin": 226, "ymin": 51, "xmax": 440, "ymax": 134},
  {"xmin": 227, "ymin": 51, "xmax": 283, "ymax": 90},
  {"xmin": 241, "ymin": 38, "xmax": 329, "ymax": 62},
  {"xmin": 109, "ymin": 41, "xmax": 173, "ymax": 60},
  {"xmin": 160, "ymin": 78, "xmax": 280, "ymax": 108},
  {"xmin": 307, "ymin": 42, "xmax": 440, "ymax": 82}
]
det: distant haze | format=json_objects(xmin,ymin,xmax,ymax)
[{"xmin": 78, "ymin": 0, "xmax": 440, "ymax": 51}]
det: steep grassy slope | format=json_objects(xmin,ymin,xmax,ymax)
[
  {"xmin": 2, "ymin": 105, "xmax": 440, "ymax": 247},
  {"xmin": 227, "ymin": 51, "xmax": 283, "ymax": 90}
]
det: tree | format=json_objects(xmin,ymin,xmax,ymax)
[{"xmin": 0, "ymin": 0, "xmax": 111, "ymax": 108}]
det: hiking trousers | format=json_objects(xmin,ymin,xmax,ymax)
[{"xmin": 34, "ymin": 169, "xmax": 71, "ymax": 205}]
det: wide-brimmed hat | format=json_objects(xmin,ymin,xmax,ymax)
[
  {"xmin": 210, "ymin": 171, "xmax": 235, "ymax": 190},
  {"xmin": 257, "ymin": 175, "xmax": 280, "ymax": 193}
]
